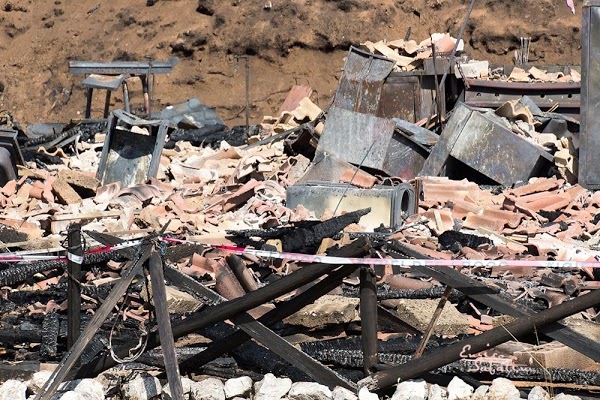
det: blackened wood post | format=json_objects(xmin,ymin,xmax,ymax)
[
  {"xmin": 36, "ymin": 244, "xmax": 153, "ymax": 400},
  {"xmin": 358, "ymin": 287, "xmax": 600, "ymax": 391},
  {"xmin": 360, "ymin": 266, "xmax": 378, "ymax": 374},
  {"xmin": 414, "ymin": 285, "xmax": 453, "ymax": 358},
  {"xmin": 67, "ymin": 223, "xmax": 83, "ymax": 350},
  {"xmin": 148, "ymin": 252, "xmax": 184, "ymax": 400},
  {"xmin": 75, "ymin": 237, "xmax": 371, "ymax": 379}
]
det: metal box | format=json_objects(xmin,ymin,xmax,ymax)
[{"xmin": 286, "ymin": 181, "xmax": 416, "ymax": 231}]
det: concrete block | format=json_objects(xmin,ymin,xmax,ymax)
[
  {"xmin": 224, "ymin": 377, "xmax": 253, "ymax": 399},
  {"xmin": 446, "ymin": 377, "xmax": 473, "ymax": 400},
  {"xmin": 288, "ymin": 382, "xmax": 332, "ymax": 400},
  {"xmin": 391, "ymin": 380, "xmax": 428, "ymax": 400},
  {"xmin": 122, "ymin": 376, "xmax": 161, "ymax": 400},
  {"xmin": 58, "ymin": 170, "xmax": 100, "ymax": 193},
  {"xmin": 52, "ymin": 178, "xmax": 82, "ymax": 204},
  {"xmin": 391, "ymin": 299, "xmax": 469, "ymax": 336},
  {"xmin": 0, "ymin": 380, "xmax": 27, "ymax": 400},
  {"xmin": 284, "ymin": 295, "xmax": 360, "ymax": 329},
  {"xmin": 191, "ymin": 378, "xmax": 225, "ymax": 400},
  {"xmin": 141, "ymin": 281, "xmax": 203, "ymax": 314},
  {"xmin": 488, "ymin": 378, "xmax": 520, "ymax": 400},
  {"xmin": 513, "ymin": 341, "xmax": 595, "ymax": 370},
  {"xmin": 254, "ymin": 374, "xmax": 291, "ymax": 400},
  {"xmin": 332, "ymin": 386, "xmax": 358, "ymax": 400}
]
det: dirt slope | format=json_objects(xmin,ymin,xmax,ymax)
[{"xmin": 0, "ymin": 0, "xmax": 582, "ymax": 127}]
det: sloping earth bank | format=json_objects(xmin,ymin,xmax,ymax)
[{"xmin": 0, "ymin": 0, "xmax": 582, "ymax": 127}]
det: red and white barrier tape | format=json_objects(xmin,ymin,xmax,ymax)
[
  {"xmin": 0, "ymin": 239, "xmax": 144, "ymax": 263},
  {"xmin": 162, "ymin": 237, "xmax": 600, "ymax": 269}
]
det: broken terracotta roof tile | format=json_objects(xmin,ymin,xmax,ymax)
[
  {"xmin": 463, "ymin": 212, "xmax": 506, "ymax": 232},
  {"xmin": 509, "ymin": 177, "xmax": 561, "ymax": 197},
  {"xmin": 339, "ymin": 168, "xmax": 377, "ymax": 189},
  {"xmin": 445, "ymin": 199, "xmax": 483, "ymax": 219},
  {"xmin": 522, "ymin": 193, "xmax": 571, "ymax": 212},
  {"xmin": 481, "ymin": 208, "xmax": 525, "ymax": 229}
]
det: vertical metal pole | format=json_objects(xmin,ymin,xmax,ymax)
[
  {"xmin": 103, "ymin": 91, "xmax": 112, "ymax": 119},
  {"xmin": 84, "ymin": 88, "xmax": 93, "ymax": 119},
  {"xmin": 360, "ymin": 266, "xmax": 378, "ymax": 374},
  {"xmin": 67, "ymin": 223, "xmax": 83, "ymax": 350},
  {"xmin": 148, "ymin": 252, "xmax": 184, "ymax": 400},
  {"xmin": 245, "ymin": 56, "xmax": 250, "ymax": 134},
  {"xmin": 431, "ymin": 44, "xmax": 443, "ymax": 133}
]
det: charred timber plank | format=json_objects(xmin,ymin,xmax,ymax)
[
  {"xmin": 359, "ymin": 287, "xmax": 600, "ymax": 391},
  {"xmin": 389, "ymin": 240, "xmax": 600, "ymax": 363},
  {"xmin": 40, "ymin": 312, "xmax": 60, "ymax": 359},
  {"xmin": 148, "ymin": 252, "xmax": 185, "ymax": 400},
  {"xmin": 165, "ymin": 265, "xmax": 355, "ymax": 390},
  {"xmin": 414, "ymin": 286, "xmax": 453, "ymax": 358},
  {"xmin": 281, "ymin": 208, "xmax": 371, "ymax": 252},
  {"xmin": 67, "ymin": 223, "xmax": 83, "ymax": 350},
  {"xmin": 179, "ymin": 263, "xmax": 360, "ymax": 372},
  {"xmin": 74, "ymin": 237, "xmax": 371, "ymax": 379},
  {"xmin": 35, "ymin": 244, "xmax": 153, "ymax": 400},
  {"xmin": 360, "ymin": 266, "xmax": 378, "ymax": 374}
]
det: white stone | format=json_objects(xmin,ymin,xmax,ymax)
[
  {"xmin": 447, "ymin": 377, "xmax": 473, "ymax": 400},
  {"xmin": 553, "ymin": 394, "xmax": 581, "ymax": 400},
  {"xmin": 254, "ymin": 374, "xmax": 292, "ymax": 400},
  {"xmin": 59, "ymin": 392, "xmax": 85, "ymax": 400},
  {"xmin": 471, "ymin": 385, "xmax": 489, "ymax": 400},
  {"xmin": 27, "ymin": 371, "xmax": 53, "ymax": 394},
  {"xmin": 163, "ymin": 377, "xmax": 194, "ymax": 400},
  {"xmin": 488, "ymin": 378, "xmax": 520, "ymax": 400},
  {"xmin": 358, "ymin": 388, "xmax": 379, "ymax": 400},
  {"xmin": 288, "ymin": 382, "xmax": 333, "ymax": 400},
  {"xmin": 391, "ymin": 380, "xmax": 428, "ymax": 400},
  {"xmin": 332, "ymin": 386, "xmax": 358, "ymax": 400},
  {"xmin": 0, "ymin": 380, "xmax": 27, "ymax": 400},
  {"xmin": 122, "ymin": 376, "xmax": 162, "ymax": 400},
  {"xmin": 224, "ymin": 377, "xmax": 253, "ymax": 399},
  {"xmin": 73, "ymin": 379, "xmax": 105, "ymax": 400},
  {"xmin": 427, "ymin": 384, "xmax": 447, "ymax": 400},
  {"xmin": 191, "ymin": 377, "xmax": 225, "ymax": 400},
  {"xmin": 528, "ymin": 386, "xmax": 550, "ymax": 400}
]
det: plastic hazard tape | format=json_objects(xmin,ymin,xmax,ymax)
[
  {"xmin": 162, "ymin": 237, "xmax": 600, "ymax": 269},
  {"xmin": 0, "ymin": 239, "xmax": 144, "ymax": 263}
]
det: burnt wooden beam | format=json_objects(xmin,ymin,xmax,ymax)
[
  {"xmin": 414, "ymin": 286, "xmax": 453, "ymax": 358},
  {"xmin": 165, "ymin": 265, "xmax": 356, "ymax": 390},
  {"xmin": 67, "ymin": 223, "xmax": 83, "ymax": 350},
  {"xmin": 359, "ymin": 287, "xmax": 600, "ymax": 391},
  {"xmin": 75, "ymin": 237, "xmax": 371, "ymax": 379},
  {"xmin": 148, "ymin": 252, "xmax": 185, "ymax": 400},
  {"xmin": 389, "ymin": 240, "xmax": 600, "ymax": 362},
  {"xmin": 178, "ymin": 263, "xmax": 360, "ymax": 372},
  {"xmin": 35, "ymin": 244, "xmax": 153, "ymax": 400},
  {"xmin": 360, "ymin": 266, "xmax": 378, "ymax": 374}
]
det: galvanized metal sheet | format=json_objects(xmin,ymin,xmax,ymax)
[
  {"xmin": 449, "ymin": 111, "xmax": 552, "ymax": 186},
  {"xmin": 69, "ymin": 58, "xmax": 179, "ymax": 75},
  {"xmin": 318, "ymin": 107, "xmax": 396, "ymax": 173},
  {"xmin": 377, "ymin": 76, "xmax": 419, "ymax": 121},
  {"xmin": 580, "ymin": 2, "xmax": 600, "ymax": 189},
  {"xmin": 333, "ymin": 46, "xmax": 396, "ymax": 114}
]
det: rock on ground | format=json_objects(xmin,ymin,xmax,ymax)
[
  {"xmin": 288, "ymin": 382, "xmax": 333, "ymax": 400},
  {"xmin": 254, "ymin": 374, "xmax": 292, "ymax": 400},
  {"xmin": 224, "ymin": 377, "xmax": 253, "ymax": 399},
  {"xmin": 358, "ymin": 388, "xmax": 379, "ymax": 400},
  {"xmin": 553, "ymin": 394, "xmax": 582, "ymax": 400},
  {"xmin": 428, "ymin": 384, "xmax": 447, "ymax": 400},
  {"xmin": 0, "ymin": 380, "xmax": 27, "ymax": 400},
  {"xmin": 391, "ymin": 380, "xmax": 428, "ymax": 400},
  {"xmin": 163, "ymin": 377, "xmax": 194, "ymax": 400},
  {"xmin": 72, "ymin": 379, "xmax": 105, "ymax": 400},
  {"xmin": 191, "ymin": 377, "xmax": 225, "ymax": 400},
  {"xmin": 121, "ymin": 376, "xmax": 162, "ymax": 400},
  {"xmin": 528, "ymin": 386, "xmax": 550, "ymax": 400},
  {"xmin": 447, "ymin": 377, "xmax": 473, "ymax": 400},
  {"xmin": 27, "ymin": 371, "xmax": 53, "ymax": 394},
  {"xmin": 332, "ymin": 386, "xmax": 358, "ymax": 400},
  {"xmin": 488, "ymin": 378, "xmax": 520, "ymax": 400},
  {"xmin": 471, "ymin": 385, "xmax": 489, "ymax": 400},
  {"xmin": 59, "ymin": 392, "xmax": 85, "ymax": 400}
]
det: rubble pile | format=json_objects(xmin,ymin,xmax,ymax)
[{"xmin": 0, "ymin": 25, "xmax": 599, "ymax": 400}]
